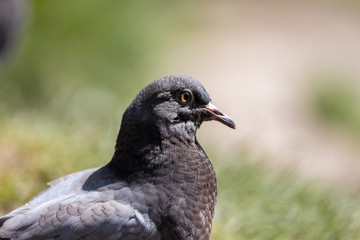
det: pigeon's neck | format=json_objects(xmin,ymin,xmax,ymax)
[
  {"xmin": 108, "ymin": 120, "xmax": 198, "ymax": 175},
  {"xmin": 108, "ymin": 120, "xmax": 217, "ymax": 239}
]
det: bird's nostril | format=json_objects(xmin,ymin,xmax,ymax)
[{"xmin": 212, "ymin": 109, "xmax": 224, "ymax": 116}]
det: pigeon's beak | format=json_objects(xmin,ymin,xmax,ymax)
[{"xmin": 202, "ymin": 103, "xmax": 236, "ymax": 129}]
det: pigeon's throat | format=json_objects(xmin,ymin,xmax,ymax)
[{"xmin": 109, "ymin": 120, "xmax": 203, "ymax": 176}]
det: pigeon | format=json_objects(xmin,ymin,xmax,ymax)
[{"xmin": 0, "ymin": 75, "xmax": 235, "ymax": 240}]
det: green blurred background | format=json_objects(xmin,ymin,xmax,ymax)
[{"xmin": 1, "ymin": 0, "xmax": 360, "ymax": 239}]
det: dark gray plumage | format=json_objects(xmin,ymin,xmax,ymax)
[{"xmin": 0, "ymin": 75, "xmax": 235, "ymax": 240}]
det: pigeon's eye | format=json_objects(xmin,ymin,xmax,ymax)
[{"xmin": 179, "ymin": 90, "xmax": 194, "ymax": 105}]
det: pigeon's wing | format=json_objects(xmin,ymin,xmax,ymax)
[
  {"xmin": 0, "ymin": 194, "xmax": 159, "ymax": 240},
  {"xmin": 0, "ymin": 168, "xmax": 161, "ymax": 239},
  {"xmin": 28, "ymin": 168, "xmax": 99, "ymax": 207}
]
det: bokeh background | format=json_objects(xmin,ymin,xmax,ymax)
[{"xmin": 1, "ymin": 0, "xmax": 360, "ymax": 239}]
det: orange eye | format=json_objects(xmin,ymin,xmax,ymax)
[{"xmin": 179, "ymin": 90, "xmax": 193, "ymax": 104}]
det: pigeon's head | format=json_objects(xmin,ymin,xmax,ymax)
[{"xmin": 121, "ymin": 75, "xmax": 235, "ymax": 143}]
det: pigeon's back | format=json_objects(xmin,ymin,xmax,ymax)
[{"xmin": 0, "ymin": 167, "xmax": 161, "ymax": 240}]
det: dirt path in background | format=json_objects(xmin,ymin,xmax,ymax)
[{"xmin": 162, "ymin": 1, "xmax": 360, "ymax": 188}]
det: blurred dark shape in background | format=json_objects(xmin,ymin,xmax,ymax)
[{"xmin": 0, "ymin": 0, "xmax": 26, "ymax": 66}]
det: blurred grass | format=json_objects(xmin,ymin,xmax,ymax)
[
  {"xmin": 212, "ymin": 153, "xmax": 360, "ymax": 239},
  {"xmin": 311, "ymin": 73, "xmax": 360, "ymax": 140},
  {"xmin": 0, "ymin": 115, "xmax": 115, "ymax": 212},
  {"xmin": 0, "ymin": 0, "xmax": 201, "ymax": 119}
]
